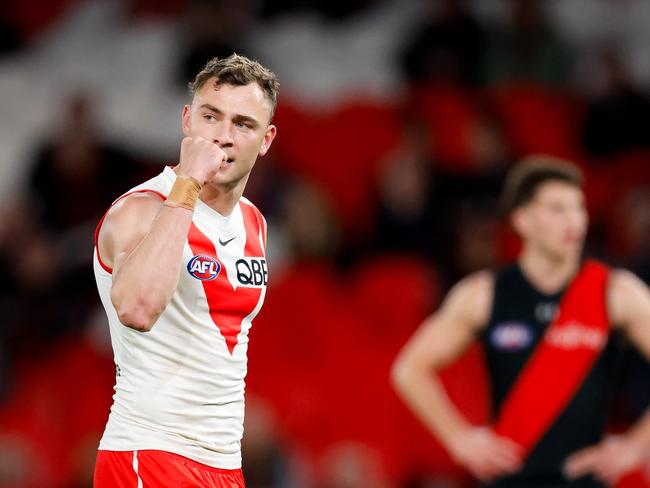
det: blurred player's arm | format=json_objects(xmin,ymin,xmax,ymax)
[
  {"xmin": 566, "ymin": 269, "xmax": 650, "ymax": 485},
  {"xmin": 391, "ymin": 271, "xmax": 522, "ymax": 481}
]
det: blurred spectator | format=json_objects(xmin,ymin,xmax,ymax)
[
  {"xmin": 243, "ymin": 150, "xmax": 288, "ymax": 221},
  {"xmin": 617, "ymin": 187, "xmax": 650, "ymax": 278},
  {"xmin": 178, "ymin": 0, "xmax": 256, "ymax": 86},
  {"xmin": 0, "ymin": 197, "xmax": 65, "ymax": 380},
  {"xmin": 260, "ymin": 0, "xmax": 378, "ymax": 21},
  {"xmin": 483, "ymin": 0, "xmax": 572, "ymax": 87},
  {"xmin": 25, "ymin": 92, "xmax": 143, "ymax": 316},
  {"xmin": 0, "ymin": 9, "xmax": 22, "ymax": 56},
  {"xmin": 443, "ymin": 200, "xmax": 501, "ymax": 286},
  {"xmin": 1, "ymin": 0, "xmax": 72, "ymax": 44},
  {"xmin": 582, "ymin": 51, "xmax": 650, "ymax": 158},
  {"xmin": 0, "ymin": 198, "xmax": 58, "ymax": 294},
  {"xmin": 612, "ymin": 187, "xmax": 650, "ymax": 425},
  {"xmin": 280, "ymin": 179, "xmax": 341, "ymax": 263},
  {"xmin": 401, "ymin": 0, "xmax": 485, "ymax": 86},
  {"xmin": 455, "ymin": 201, "xmax": 500, "ymax": 272},
  {"xmin": 370, "ymin": 124, "xmax": 445, "ymax": 263},
  {"xmin": 0, "ymin": 434, "xmax": 47, "ymax": 486},
  {"xmin": 242, "ymin": 395, "xmax": 295, "ymax": 488},
  {"xmin": 28, "ymin": 93, "xmax": 139, "ymax": 236},
  {"xmin": 410, "ymin": 86, "xmax": 510, "ymax": 172},
  {"xmin": 316, "ymin": 442, "xmax": 389, "ymax": 488}
]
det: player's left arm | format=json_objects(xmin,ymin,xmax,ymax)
[{"xmin": 565, "ymin": 269, "xmax": 650, "ymax": 485}]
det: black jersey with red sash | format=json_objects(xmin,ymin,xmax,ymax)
[{"xmin": 481, "ymin": 259, "xmax": 616, "ymax": 488}]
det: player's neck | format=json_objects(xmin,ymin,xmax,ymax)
[
  {"xmin": 199, "ymin": 178, "xmax": 247, "ymax": 217},
  {"xmin": 518, "ymin": 248, "xmax": 580, "ymax": 295}
]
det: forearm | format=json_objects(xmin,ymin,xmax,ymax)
[
  {"xmin": 624, "ymin": 407, "xmax": 650, "ymax": 454},
  {"xmin": 392, "ymin": 360, "xmax": 471, "ymax": 450},
  {"xmin": 111, "ymin": 205, "xmax": 194, "ymax": 330}
]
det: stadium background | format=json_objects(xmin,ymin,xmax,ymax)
[{"xmin": 0, "ymin": 0, "xmax": 650, "ymax": 486}]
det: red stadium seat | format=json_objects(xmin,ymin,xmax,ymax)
[
  {"xmin": 351, "ymin": 255, "xmax": 439, "ymax": 346},
  {"xmin": 489, "ymin": 83, "xmax": 584, "ymax": 160},
  {"xmin": 0, "ymin": 336, "xmax": 115, "ymax": 487},
  {"xmin": 413, "ymin": 83, "xmax": 485, "ymax": 172},
  {"xmin": 270, "ymin": 100, "xmax": 403, "ymax": 233}
]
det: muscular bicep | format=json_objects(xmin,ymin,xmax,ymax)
[
  {"xmin": 398, "ymin": 272, "xmax": 494, "ymax": 370},
  {"xmin": 97, "ymin": 193, "xmax": 165, "ymax": 269},
  {"xmin": 609, "ymin": 270, "xmax": 650, "ymax": 360}
]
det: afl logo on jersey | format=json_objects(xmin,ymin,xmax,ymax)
[
  {"xmin": 490, "ymin": 322, "xmax": 534, "ymax": 351},
  {"xmin": 187, "ymin": 255, "xmax": 221, "ymax": 281}
]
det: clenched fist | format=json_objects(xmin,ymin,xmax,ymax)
[{"xmin": 177, "ymin": 136, "xmax": 228, "ymax": 185}]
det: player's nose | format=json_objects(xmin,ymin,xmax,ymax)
[{"xmin": 212, "ymin": 122, "xmax": 234, "ymax": 147}]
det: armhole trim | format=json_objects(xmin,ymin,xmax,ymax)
[{"xmin": 94, "ymin": 189, "xmax": 167, "ymax": 274}]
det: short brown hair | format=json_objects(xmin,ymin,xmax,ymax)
[
  {"xmin": 188, "ymin": 53, "xmax": 280, "ymax": 120},
  {"xmin": 501, "ymin": 155, "xmax": 584, "ymax": 213}
]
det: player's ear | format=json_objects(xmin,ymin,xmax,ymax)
[
  {"xmin": 511, "ymin": 207, "xmax": 530, "ymax": 238},
  {"xmin": 181, "ymin": 105, "xmax": 191, "ymax": 136},
  {"xmin": 259, "ymin": 124, "xmax": 277, "ymax": 157}
]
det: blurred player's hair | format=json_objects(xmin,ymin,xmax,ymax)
[
  {"xmin": 501, "ymin": 155, "xmax": 584, "ymax": 213},
  {"xmin": 188, "ymin": 53, "xmax": 280, "ymax": 119}
]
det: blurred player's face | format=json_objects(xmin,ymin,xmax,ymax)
[
  {"xmin": 182, "ymin": 79, "xmax": 276, "ymax": 188},
  {"xmin": 513, "ymin": 181, "xmax": 588, "ymax": 262}
]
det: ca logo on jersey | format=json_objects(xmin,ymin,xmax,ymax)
[
  {"xmin": 236, "ymin": 257, "xmax": 268, "ymax": 287},
  {"xmin": 188, "ymin": 255, "xmax": 221, "ymax": 281}
]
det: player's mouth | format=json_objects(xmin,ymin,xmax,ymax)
[{"xmin": 564, "ymin": 233, "xmax": 581, "ymax": 245}]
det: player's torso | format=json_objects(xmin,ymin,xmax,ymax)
[
  {"xmin": 481, "ymin": 263, "xmax": 615, "ymax": 487},
  {"xmin": 93, "ymin": 166, "xmax": 268, "ymax": 469}
]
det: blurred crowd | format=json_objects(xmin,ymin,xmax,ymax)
[{"xmin": 0, "ymin": 0, "xmax": 650, "ymax": 487}]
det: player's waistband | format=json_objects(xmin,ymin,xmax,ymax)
[{"xmin": 99, "ymin": 414, "xmax": 242, "ymax": 470}]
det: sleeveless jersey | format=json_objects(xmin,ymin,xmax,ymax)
[
  {"xmin": 93, "ymin": 166, "xmax": 268, "ymax": 469},
  {"xmin": 482, "ymin": 263, "xmax": 616, "ymax": 488}
]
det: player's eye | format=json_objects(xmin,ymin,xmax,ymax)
[{"xmin": 203, "ymin": 114, "xmax": 216, "ymax": 121}]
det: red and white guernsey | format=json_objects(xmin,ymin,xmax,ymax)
[{"xmin": 93, "ymin": 166, "xmax": 268, "ymax": 469}]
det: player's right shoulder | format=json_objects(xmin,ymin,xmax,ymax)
[
  {"xmin": 98, "ymin": 192, "xmax": 165, "ymax": 267},
  {"xmin": 110, "ymin": 191, "xmax": 164, "ymax": 218},
  {"xmin": 456, "ymin": 270, "xmax": 494, "ymax": 295},
  {"xmin": 445, "ymin": 270, "xmax": 495, "ymax": 331}
]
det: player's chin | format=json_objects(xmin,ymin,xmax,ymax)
[
  {"xmin": 562, "ymin": 241, "xmax": 583, "ymax": 256},
  {"xmin": 209, "ymin": 175, "xmax": 231, "ymax": 186},
  {"xmin": 209, "ymin": 171, "xmax": 241, "ymax": 187},
  {"xmin": 553, "ymin": 248, "xmax": 581, "ymax": 264}
]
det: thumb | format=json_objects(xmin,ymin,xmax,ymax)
[{"xmin": 564, "ymin": 446, "xmax": 600, "ymax": 479}]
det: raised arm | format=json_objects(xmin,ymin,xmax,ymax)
[
  {"xmin": 391, "ymin": 271, "xmax": 522, "ymax": 481},
  {"xmin": 99, "ymin": 192, "xmax": 194, "ymax": 332},
  {"xmin": 99, "ymin": 136, "xmax": 226, "ymax": 332}
]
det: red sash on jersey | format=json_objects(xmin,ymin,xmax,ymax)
[
  {"xmin": 493, "ymin": 259, "xmax": 610, "ymax": 456},
  {"xmin": 187, "ymin": 201, "xmax": 266, "ymax": 355}
]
